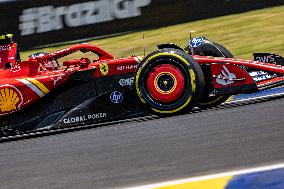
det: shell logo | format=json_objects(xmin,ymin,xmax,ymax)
[{"xmin": 0, "ymin": 85, "xmax": 23, "ymax": 115}]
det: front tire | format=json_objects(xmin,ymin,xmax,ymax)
[{"xmin": 136, "ymin": 49, "xmax": 205, "ymax": 115}]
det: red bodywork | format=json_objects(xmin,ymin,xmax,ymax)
[
  {"xmin": 0, "ymin": 42, "xmax": 18, "ymax": 69},
  {"xmin": 0, "ymin": 43, "xmax": 283, "ymax": 116},
  {"xmin": 0, "ymin": 44, "xmax": 139, "ymax": 116},
  {"xmin": 194, "ymin": 55, "xmax": 284, "ymax": 91}
]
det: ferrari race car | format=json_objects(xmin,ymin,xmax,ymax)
[{"xmin": 0, "ymin": 34, "xmax": 284, "ymax": 137}]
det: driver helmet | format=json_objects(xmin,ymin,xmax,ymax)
[
  {"xmin": 29, "ymin": 52, "xmax": 58, "ymax": 70},
  {"xmin": 0, "ymin": 33, "xmax": 14, "ymax": 45}
]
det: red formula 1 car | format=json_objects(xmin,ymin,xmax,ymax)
[{"xmin": 0, "ymin": 34, "xmax": 283, "ymax": 136}]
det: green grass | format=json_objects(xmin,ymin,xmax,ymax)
[{"xmin": 22, "ymin": 5, "xmax": 284, "ymax": 61}]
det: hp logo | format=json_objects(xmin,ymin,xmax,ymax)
[{"xmin": 110, "ymin": 91, "xmax": 123, "ymax": 104}]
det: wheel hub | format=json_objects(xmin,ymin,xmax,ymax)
[
  {"xmin": 146, "ymin": 64, "xmax": 185, "ymax": 103},
  {"xmin": 156, "ymin": 73, "xmax": 176, "ymax": 93}
]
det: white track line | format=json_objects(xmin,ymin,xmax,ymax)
[{"xmin": 127, "ymin": 162, "xmax": 284, "ymax": 189}]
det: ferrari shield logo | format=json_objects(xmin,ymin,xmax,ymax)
[{"xmin": 100, "ymin": 62, "xmax": 109, "ymax": 76}]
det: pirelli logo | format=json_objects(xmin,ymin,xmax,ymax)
[{"xmin": 17, "ymin": 78, "xmax": 50, "ymax": 97}]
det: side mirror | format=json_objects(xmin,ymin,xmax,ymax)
[{"xmin": 63, "ymin": 59, "xmax": 81, "ymax": 68}]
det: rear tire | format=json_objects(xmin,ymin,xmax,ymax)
[{"xmin": 136, "ymin": 49, "xmax": 205, "ymax": 115}]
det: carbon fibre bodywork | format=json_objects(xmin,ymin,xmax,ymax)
[{"xmin": 0, "ymin": 73, "xmax": 146, "ymax": 136}]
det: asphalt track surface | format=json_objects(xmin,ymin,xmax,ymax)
[{"xmin": 1, "ymin": 97, "xmax": 284, "ymax": 189}]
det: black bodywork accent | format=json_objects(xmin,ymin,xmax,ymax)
[
  {"xmin": 69, "ymin": 68, "xmax": 96, "ymax": 81},
  {"xmin": 214, "ymin": 84, "xmax": 258, "ymax": 96},
  {"xmin": 157, "ymin": 43, "xmax": 185, "ymax": 52},
  {"xmin": 257, "ymin": 79, "xmax": 284, "ymax": 91},
  {"xmin": 54, "ymin": 86, "xmax": 146, "ymax": 129},
  {"xmin": 0, "ymin": 73, "xmax": 147, "ymax": 137},
  {"xmin": 254, "ymin": 53, "xmax": 284, "ymax": 66}
]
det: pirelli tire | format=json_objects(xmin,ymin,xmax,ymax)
[
  {"xmin": 197, "ymin": 42, "xmax": 233, "ymax": 109},
  {"xmin": 135, "ymin": 49, "xmax": 205, "ymax": 115}
]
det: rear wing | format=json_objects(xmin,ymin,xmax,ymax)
[
  {"xmin": 0, "ymin": 34, "xmax": 19, "ymax": 69},
  {"xmin": 253, "ymin": 53, "xmax": 284, "ymax": 66}
]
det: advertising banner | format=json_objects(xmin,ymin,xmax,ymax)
[{"xmin": 0, "ymin": 0, "xmax": 283, "ymax": 49}]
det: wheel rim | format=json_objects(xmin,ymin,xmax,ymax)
[{"xmin": 146, "ymin": 64, "xmax": 185, "ymax": 103}]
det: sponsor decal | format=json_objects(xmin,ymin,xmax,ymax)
[
  {"xmin": 63, "ymin": 113, "xmax": 107, "ymax": 124},
  {"xmin": 17, "ymin": 78, "xmax": 50, "ymax": 97},
  {"xmin": 110, "ymin": 91, "xmax": 123, "ymax": 104},
  {"xmin": 19, "ymin": 0, "xmax": 152, "ymax": 36},
  {"xmin": 249, "ymin": 71, "xmax": 272, "ymax": 82},
  {"xmin": 190, "ymin": 37, "xmax": 205, "ymax": 48},
  {"xmin": 51, "ymin": 76, "xmax": 63, "ymax": 85},
  {"xmin": 0, "ymin": 45, "xmax": 11, "ymax": 51},
  {"xmin": 117, "ymin": 64, "xmax": 137, "ymax": 71},
  {"xmin": 255, "ymin": 55, "xmax": 275, "ymax": 64},
  {"xmin": 51, "ymin": 48, "xmax": 71, "ymax": 56},
  {"xmin": 119, "ymin": 77, "xmax": 134, "ymax": 86},
  {"xmin": 99, "ymin": 62, "xmax": 109, "ymax": 76},
  {"xmin": 0, "ymin": 85, "xmax": 23, "ymax": 115},
  {"xmin": 10, "ymin": 63, "xmax": 21, "ymax": 72},
  {"xmin": 254, "ymin": 53, "xmax": 284, "ymax": 66},
  {"xmin": 215, "ymin": 66, "xmax": 244, "ymax": 86}
]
